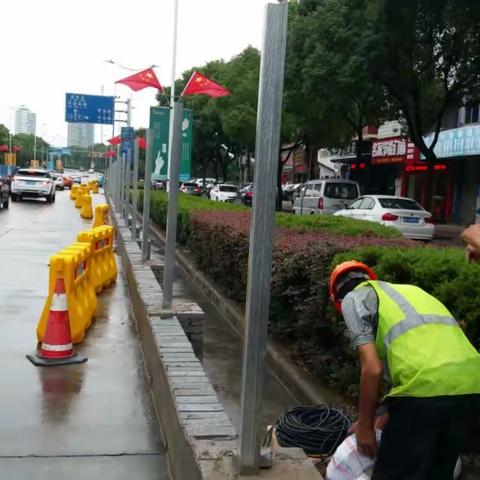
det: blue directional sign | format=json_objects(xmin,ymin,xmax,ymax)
[
  {"xmin": 120, "ymin": 127, "xmax": 135, "ymax": 156},
  {"xmin": 65, "ymin": 93, "xmax": 114, "ymax": 125}
]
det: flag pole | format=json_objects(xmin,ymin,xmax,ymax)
[{"xmin": 167, "ymin": 0, "xmax": 180, "ymax": 186}]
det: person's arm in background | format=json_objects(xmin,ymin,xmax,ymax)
[
  {"xmin": 356, "ymin": 343, "xmax": 383, "ymax": 458},
  {"xmin": 461, "ymin": 224, "xmax": 480, "ymax": 262}
]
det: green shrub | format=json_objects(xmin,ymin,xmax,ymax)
[
  {"xmin": 142, "ymin": 192, "xmax": 477, "ymax": 399},
  {"xmin": 333, "ymin": 246, "xmax": 480, "ymax": 345}
]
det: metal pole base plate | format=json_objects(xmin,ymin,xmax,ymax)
[{"xmin": 26, "ymin": 352, "xmax": 88, "ymax": 367}]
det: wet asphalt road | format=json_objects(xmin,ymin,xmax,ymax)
[{"xmin": 0, "ymin": 190, "xmax": 168, "ymax": 479}]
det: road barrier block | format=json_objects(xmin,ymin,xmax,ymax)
[
  {"xmin": 80, "ymin": 194, "xmax": 94, "ymax": 219},
  {"xmin": 70, "ymin": 185, "xmax": 80, "ymax": 200},
  {"xmin": 77, "ymin": 226, "xmax": 117, "ymax": 293},
  {"xmin": 89, "ymin": 180, "xmax": 99, "ymax": 194},
  {"xmin": 37, "ymin": 242, "xmax": 97, "ymax": 344},
  {"xmin": 92, "ymin": 204, "xmax": 111, "ymax": 229},
  {"xmin": 75, "ymin": 189, "xmax": 85, "ymax": 208}
]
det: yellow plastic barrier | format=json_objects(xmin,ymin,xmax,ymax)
[
  {"xmin": 88, "ymin": 180, "xmax": 99, "ymax": 194},
  {"xmin": 92, "ymin": 204, "xmax": 111, "ymax": 229},
  {"xmin": 80, "ymin": 194, "xmax": 94, "ymax": 219},
  {"xmin": 75, "ymin": 189, "xmax": 85, "ymax": 208},
  {"xmin": 70, "ymin": 184, "xmax": 80, "ymax": 200},
  {"xmin": 37, "ymin": 242, "xmax": 97, "ymax": 344},
  {"xmin": 77, "ymin": 226, "xmax": 117, "ymax": 293}
]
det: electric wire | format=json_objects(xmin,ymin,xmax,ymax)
[{"xmin": 264, "ymin": 405, "xmax": 352, "ymax": 458}]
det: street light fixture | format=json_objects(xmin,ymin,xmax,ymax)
[{"xmin": 104, "ymin": 59, "xmax": 159, "ymax": 71}]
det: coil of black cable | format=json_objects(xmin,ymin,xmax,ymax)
[{"xmin": 271, "ymin": 405, "xmax": 351, "ymax": 456}]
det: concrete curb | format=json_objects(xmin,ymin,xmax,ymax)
[{"xmin": 109, "ymin": 208, "xmax": 237, "ymax": 480}]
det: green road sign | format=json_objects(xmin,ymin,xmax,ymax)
[{"xmin": 150, "ymin": 106, "xmax": 193, "ymax": 181}]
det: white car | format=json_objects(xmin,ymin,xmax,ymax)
[
  {"xmin": 334, "ymin": 195, "xmax": 435, "ymax": 240},
  {"xmin": 210, "ymin": 184, "xmax": 238, "ymax": 202},
  {"xmin": 49, "ymin": 172, "xmax": 65, "ymax": 190},
  {"xmin": 10, "ymin": 169, "xmax": 56, "ymax": 203},
  {"xmin": 88, "ymin": 168, "xmax": 94, "ymax": 174}
]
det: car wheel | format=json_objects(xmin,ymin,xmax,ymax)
[
  {"xmin": 2, "ymin": 197, "xmax": 9, "ymax": 209},
  {"xmin": 52, "ymin": 193, "xmax": 56, "ymax": 203},
  {"xmin": 11, "ymin": 194, "xmax": 17, "ymax": 202}
]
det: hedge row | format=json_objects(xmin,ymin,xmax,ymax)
[{"xmin": 144, "ymin": 192, "xmax": 478, "ymax": 398}]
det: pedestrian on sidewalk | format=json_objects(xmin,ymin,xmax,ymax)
[
  {"xmin": 461, "ymin": 224, "xmax": 480, "ymax": 262},
  {"xmin": 329, "ymin": 261, "xmax": 480, "ymax": 480}
]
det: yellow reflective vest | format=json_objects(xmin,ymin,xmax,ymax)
[{"xmin": 358, "ymin": 281, "xmax": 480, "ymax": 398}]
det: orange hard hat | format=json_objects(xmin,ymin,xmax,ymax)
[{"xmin": 329, "ymin": 261, "xmax": 377, "ymax": 312}]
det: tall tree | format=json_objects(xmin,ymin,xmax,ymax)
[
  {"xmin": 367, "ymin": 0, "xmax": 480, "ymax": 205},
  {"xmin": 285, "ymin": 0, "xmax": 384, "ymax": 175}
]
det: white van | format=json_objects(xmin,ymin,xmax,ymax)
[{"xmin": 293, "ymin": 179, "xmax": 360, "ymax": 215}]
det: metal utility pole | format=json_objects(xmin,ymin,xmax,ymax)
[
  {"xmin": 142, "ymin": 128, "xmax": 153, "ymax": 261},
  {"xmin": 236, "ymin": 2, "xmax": 288, "ymax": 475},
  {"xmin": 162, "ymin": 101, "xmax": 183, "ymax": 312},
  {"xmin": 167, "ymin": 0, "xmax": 180, "ymax": 184},
  {"xmin": 131, "ymin": 139, "xmax": 139, "ymax": 241}
]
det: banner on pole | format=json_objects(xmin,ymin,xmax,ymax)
[
  {"xmin": 120, "ymin": 127, "xmax": 135, "ymax": 156},
  {"xmin": 149, "ymin": 106, "xmax": 193, "ymax": 181}
]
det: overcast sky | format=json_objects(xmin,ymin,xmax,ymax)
[{"xmin": 0, "ymin": 0, "xmax": 272, "ymax": 146}]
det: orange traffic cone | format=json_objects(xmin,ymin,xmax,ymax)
[{"xmin": 27, "ymin": 277, "xmax": 87, "ymax": 366}]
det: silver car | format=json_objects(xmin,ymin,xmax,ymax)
[{"xmin": 10, "ymin": 169, "xmax": 56, "ymax": 203}]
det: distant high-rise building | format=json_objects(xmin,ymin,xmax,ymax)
[
  {"xmin": 15, "ymin": 106, "xmax": 37, "ymax": 135},
  {"xmin": 67, "ymin": 123, "xmax": 95, "ymax": 148}
]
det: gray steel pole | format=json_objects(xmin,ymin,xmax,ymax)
[
  {"xmin": 123, "ymin": 148, "xmax": 131, "ymax": 220},
  {"xmin": 119, "ymin": 153, "xmax": 125, "ymax": 214},
  {"xmin": 131, "ymin": 139, "xmax": 139, "ymax": 241},
  {"xmin": 162, "ymin": 101, "xmax": 183, "ymax": 312},
  {"xmin": 142, "ymin": 128, "xmax": 153, "ymax": 261},
  {"xmin": 237, "ymin": 2, "xmax": 288, "ymax": 474}
]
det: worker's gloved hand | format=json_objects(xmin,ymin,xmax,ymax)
[{"xmin": 355, "ymin": 422, "xmax": 377, "ymax": 459}]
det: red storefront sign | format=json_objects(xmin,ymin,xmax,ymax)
[{"xmin": 372, "ymin": 137, "xmax": 419, "ymax": 165}]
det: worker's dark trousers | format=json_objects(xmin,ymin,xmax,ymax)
[{"xmin": 372, "ymin": 395, "xmax": 480, "ymax": 480}]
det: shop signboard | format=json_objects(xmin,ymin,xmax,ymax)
[
  {"xmin": 423, "ymin": 125, "xmax": 480, "ymax": 159},
  {"xmin": 372, "ymin": 137, "xmax": 419, "ymax": 165}
]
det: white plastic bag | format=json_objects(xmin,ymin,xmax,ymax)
[{"xmin": 326, "ymin": 431, "xmax": 382, "ymax": 480}]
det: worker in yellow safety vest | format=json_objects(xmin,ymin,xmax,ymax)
[{"xmin": 329, "ymin": 260, "xmax": 480, "ymax": 480}]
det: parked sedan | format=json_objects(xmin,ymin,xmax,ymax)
[
  {"xmin": 210, "ymin": 184, "xmax": 238, "ymax": 202},
  {"xmin": 334, "ymin": 195, "xmax": 434, "ymax": 240}
]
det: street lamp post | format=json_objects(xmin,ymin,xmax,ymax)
[{"xmin": 167, "ymin": 0, "xmax": 180, "ymax": 185}]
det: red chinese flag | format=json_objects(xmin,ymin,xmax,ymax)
[
  {"xmin": 13, "ymin": 145, "xmax": 22, "ymax": 152},
  {"xmin": 115, "ymin": 68, "xmax": 164, "ymax": 92},
  {"xmin": 0, "ymin": 144, "xmax": 9, "ymax": 152},
  {"xmin": 107, "ymin": 136, "xmax": 121, "ymax": 145},
  {"xmin": 106, "ymin": 150, "xmax": 116, "ymax": 158},
  {"xmin": 181, "ymin": 71, "xmax": 230, "ymax": 98},
  {"xmin": 137, "ymin": 137, "xmax": 147, "ymax": 149}
]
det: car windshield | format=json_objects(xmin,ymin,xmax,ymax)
[
  {"xmin": 17, "ymin": 170, "xmax": 49, "ymax": 178},
  {"xmin": 324, "ymin": 183, "xmax": 358, "ymax": 199},
  {"xmin": 219, "ymin": 185, "xmax": 237, "ymax": 192},
  {"xmin": 378, "ymin": 198, "xmax": 423, "ymax": 210}
]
